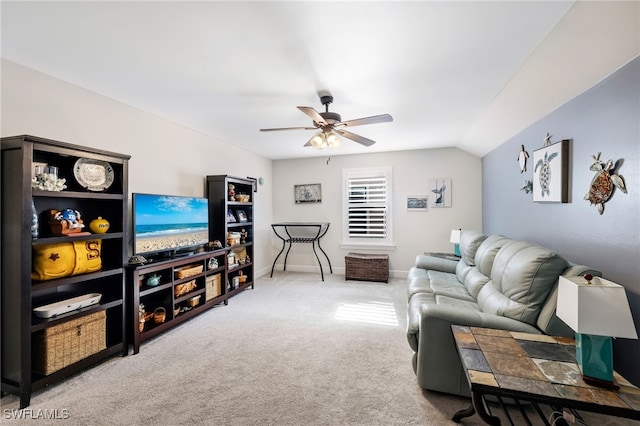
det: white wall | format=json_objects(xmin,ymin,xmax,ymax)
[
  {"xmin": 272, "ymin": 148, "xmax": 482, "ymax": 277},
  {"xmin": 0, "ymin": 59, "xmax": 274, "ymax": 275},
  {"xmin": 1, "ymin": 59, "xmax": 483, "ymax": 279}
]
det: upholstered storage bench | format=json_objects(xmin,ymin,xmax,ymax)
[
  {"xmin": 345, "ymin": 253, "xmax": 389, "ymax": 283},
  {"xmin": 32, "ymin": 310, "xmax": 107, "ymax": 375}
]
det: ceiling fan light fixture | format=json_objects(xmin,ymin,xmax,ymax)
[
  {"xmin": 311, "ymin": 132, "xmax": 328, "ymax": 150},
  {"xmin": 326, "ymin": 131, "xmax": 341, "ymax": 148}
]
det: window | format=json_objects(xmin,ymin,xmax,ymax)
[{"xmin": 342, "ymin": 167, "xmax": 393, "ymax": 247}]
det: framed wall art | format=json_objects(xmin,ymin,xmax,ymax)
[
  {"xmin": 407, "ymin": 195, "xmax": 428, "ymax": 211},
  {"xmin": 429, "ymin": 178, "xmax": 452, "ymax": 207},
  {"xmin": 532, "ymin": 139, "xmax": 569, "ymax": 203},
  {"xmin": 294, "ymin": 183, "xmax": 322, "ymax": 203}
]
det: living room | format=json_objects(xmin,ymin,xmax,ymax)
[{"xmin": 1, "ymin": 1, "xmax": 639, "ymax": 423}]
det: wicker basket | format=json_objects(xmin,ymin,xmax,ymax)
[
  {"xmin": 174, "ymin": 280, "xmax": 197, "ymax": 297},
  {"xmin": 153, "ymin": 307, "xmax": 166, "ymax": 324},
  {"xmin": 33, "ymin": 310, "xmax": 106, "ymax": 375},
  {"xmin": 174, "ymin": 264, "xmax": 203, "ymax": 279},
  {"xmin": 187, "ymin": 295, "xmax": 201, "ymax": 307},
  {"xmin": 205, "ymin": 274, "xmax": 222, "ymax": 301},
  {"xmin": 345, "ymin": 253, "xmax": 389, "ymax": 283}
]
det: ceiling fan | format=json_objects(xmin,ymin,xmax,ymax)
[{"xmin": 259, "ymin": 94, "xmax": 393, "ymax": 149}]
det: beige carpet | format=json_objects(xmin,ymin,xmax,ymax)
[{"xmin": 1, "ymin": 272, "xmax": 634, "ymax": 425}]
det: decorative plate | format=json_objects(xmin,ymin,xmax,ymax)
[{"xmin": 73, "ymin": 158, "xmax": 114, "ymax": 191}]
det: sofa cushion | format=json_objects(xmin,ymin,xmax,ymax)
[
  {"xmin": 407, "ymin": 274, "xmax": 431, "ymax": 299},
  {"xmin": 459, "ymin": 230, "xmax": 487, "ymax": 267},
  {"xmin": 462, "ymin": 235, "xmax": 511, "ymax": 298},
  {"xmin": 435, "ymin": 294, "xmax": 482, "ymax": 311},
  {"xmin": 428, "ymin": 271, "xmax": 475, "ymax": 301},
  {"xmin": 477, "ymin": 241, "xmax": 568, "ymax": 326}
]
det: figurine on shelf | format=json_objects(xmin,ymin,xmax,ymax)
[
  {"xmin": 48, "ymin": 208, "xmax": 85, "ymax": 235},
  {"xmin": 206, "ymin": 240, "xmax": 223, "ymax": 251},
  {"xmin": 139, "ymin": 304, "xmax": 146, "ymax": 332},
  {"xmin": 32, "ymin": 165, "xmax": 67, "ymax": 192},
  {"xmin": 228, "ymin": 183, "xmax": 236, "ymax": 201},
  {"xmin": 240, "ymin": 228, "xmax": 248, "ymax": 244}
]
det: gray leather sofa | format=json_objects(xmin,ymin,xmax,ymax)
[{"xmin": 406, "ymin": 230, "xmax": 601, "ymax": 397}]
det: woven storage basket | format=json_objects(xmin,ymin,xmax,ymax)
[
  {"xmin": 205, "ymin": 274, "xmax": 222, "ymax": 301},
  {"xmin": 174, "ymin": 264, "xmax": 203, "ymax": 279},
  {"xmin": 345, "ymin": 253, "xmax": 389, "ymax": 283},
  {"xmin": 174, "ymin": 279, "xmax": 197, "ymax": 297},
  {"xmin": 33, "ymin": 310, "xmax": 106, "ymax": 375}
]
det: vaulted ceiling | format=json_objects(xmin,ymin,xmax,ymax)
[{"xmin": 2, "ymin": 1, "xmax": 638, "ymax": 159}]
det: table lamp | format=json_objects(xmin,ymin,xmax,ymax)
[
  {"xmin": 556, "ymin": 275, "xmax": 638, "ymax": 389},
  {"xmin": 450, "ymin": 229, "xmax": 461, "ymax": 257}
]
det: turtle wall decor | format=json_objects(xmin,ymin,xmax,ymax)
[
  {"xmin": 532, "ymin": 138, "xmax": 570, "ymax": 203},
  {"xmin": 584, "ymin": 152, "xmax": 627, "ymax": 215}
]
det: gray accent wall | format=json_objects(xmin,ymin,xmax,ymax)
[{"xmin": 482, "ymin": 57, "xmax": 640, "ymax": 384}]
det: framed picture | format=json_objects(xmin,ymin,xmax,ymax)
[
  {"xmin": 532, "ymin": 139, "xmax": 569, "ymax": 203},
  {"xmin": 294, "ymin": 183, "xmax": 322, "ymax": 203},
  {"xmin": 227, "ymin": 209, "xmax": 236, "ymax": 223},
  {"xmin": 429, "ymin": 178, "xmax": 452, "ymax": 207},
  {"xmin": 237, "ymin": 210, "xmax": 248, "ymax": 222},
  {"xmin": 407, "ymin": 195, "xmax": 428, "ymax": 211}
]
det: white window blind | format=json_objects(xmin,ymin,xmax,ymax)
[{"xmin": 342, "ymin": 167, "xmax": 392, "ymax": 246}]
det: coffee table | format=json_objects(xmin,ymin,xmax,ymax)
[{"xmin": 451, "ymin": 325, "xmax": 640, "ymax": 425}]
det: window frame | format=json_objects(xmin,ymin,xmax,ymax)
[{"xmin": 341, "ymin": 166, "xmax": 394, "ymax": 248}]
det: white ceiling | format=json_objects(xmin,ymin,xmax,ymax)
[{"xmin": 1, "ymin": 1, "xmax": 636, "ymax": 160}]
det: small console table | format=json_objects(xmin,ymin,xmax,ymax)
[{"xmin": 270, "ymin": 222, "xmax": 332, "ymax": 281}]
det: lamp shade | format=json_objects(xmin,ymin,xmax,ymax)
[
  {"xmin": 326, "ymin": 132, "xmax": 341, "ymax": 148},
  {"xmin": 450, "ymin": 229, "xmax": 461, "ymax": 244},
  {"xmin": 557, "ymin": 276, "xmax": 638, "ymax": 339},
  {"xmin": 310, "ymin": 132, "xmax": 327, "ymax": 150}
]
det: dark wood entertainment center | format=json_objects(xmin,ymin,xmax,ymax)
[
  {"xmin": 1, "ymin": 134, "xmax": 256, "ymax": 407},
  {"xmin": 126, "ymin": 249, "xmax": 228, "ymax": 354}
]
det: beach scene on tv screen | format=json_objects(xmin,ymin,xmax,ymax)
[{"xmin": 134, "ymin": 195, "xmax": 209, "ymax": 255}]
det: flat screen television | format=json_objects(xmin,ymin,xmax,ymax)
[{"xmin": 132, "ymin": 193, "xmax": 209, "ymax": 258}]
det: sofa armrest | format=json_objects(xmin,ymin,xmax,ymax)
[
  {"xmin": 562, "ymin": 264, "xmax": 602, "ymax": 278},
  {"xmin": 414, "ymin": 254, "xmax": 458, "ymax": 273},
  {"xmin": 420, "ymin": 304, "xmax": 542, "ymax": 334},
  {"xmin": 414, "ymin": 304, "xmax": 541, "ymax": 396}
]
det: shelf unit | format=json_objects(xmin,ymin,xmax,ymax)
[
  {"xmin": 1, "ymin": 135, "xmax": 129, "ymax": 408},
  {"xmin": 206, "ymin": 175, "xmax": 254, "ymax": 297},
  {"xmin": 126, "ymin": 249, "xmax": 228, "ymax": 354}
]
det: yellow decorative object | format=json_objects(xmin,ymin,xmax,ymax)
[
  {"xmin": 31, "ymin": 240, "xmax": 102, "ymax": 281},
  {"xmin": 89, "ymin": 216, "xmax": 110, "ymax": 234}
]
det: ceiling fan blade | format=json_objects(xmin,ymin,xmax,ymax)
[
  {"xmin": 335, "ymin": 129, "xmax": 376, "ymax": 147},
  {"xmin": 303, "ymin": 134, "xmax": 315, "ymax": 147},
  {"xmin": 340, "ymin": 114, "xmax": 393, "ymax": 127},
  {"xmin": 259, "ymin": 126, "xmax": 317, "ymax": 132},
  {"xmin": 297, "ymin": 106, "xmax": 328, "ymax": 126}
]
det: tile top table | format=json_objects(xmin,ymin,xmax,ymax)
[{"xmin": 451, "ymin": 325, "xmax": 640, "ymax": 425}]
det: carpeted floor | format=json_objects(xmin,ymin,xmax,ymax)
[{"xmin": 1, "ymin": 273, "xmax": 635, "ymax": 425}]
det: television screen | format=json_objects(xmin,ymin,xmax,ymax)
[{"xmin": 133, "ymin": 193, "xmax": 209, "ymax": 257}]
